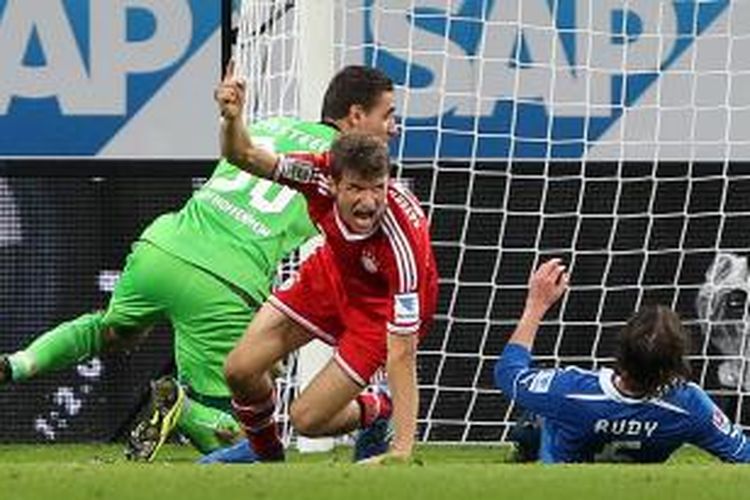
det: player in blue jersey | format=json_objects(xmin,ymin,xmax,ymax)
[{"xmin": 495, "ymin": 259, "xmax": 750, "ymax": 463}]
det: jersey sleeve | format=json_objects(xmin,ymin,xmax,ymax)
[
  {"xmin": 383, "ymin": 212, "xmax": 423, "ymax": 336},
  {"xmin": 273, "ymin": 151, "xmax": 333, "ymax": 218},
  {"xmin": 494, "ymin": 343, "xmax": 573, "ymax": 417},
  {"xmin": 688, "ymin": 387, "xmax": 750, "ymax": 463}
]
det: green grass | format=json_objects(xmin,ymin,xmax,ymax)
[{"xmin": 0, "ymin": 444, "xmax": 746, "ymax": 500}]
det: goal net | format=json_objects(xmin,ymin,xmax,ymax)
[
  {"xmin": 237, "ymin": 0, "xmax": 750, "ymax": 443},
  {"xmin": 234, "ymin": 0, "xmax": 300, "ymax": 122}
]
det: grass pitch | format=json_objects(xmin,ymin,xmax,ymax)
[{"xmin": 0, "ymin": 443, "xmax": 747, "ymax": 500}]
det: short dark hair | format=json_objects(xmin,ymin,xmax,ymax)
[
  {"xmin": 321, "ymin": 66, "xmax": 394, "ymax": 121},
  {"xmin": 616, "ymin": 305, "xmax": 691, "ymax": 398},
  {"xmin": 330, "ymin": 133, "xmax": 390, "ymax": 181}
]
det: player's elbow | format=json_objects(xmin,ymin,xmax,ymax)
[
  {"xmin": 494, "ymin": 353, "xmax": 517, "ymax": 397},
  {"xmin": 494, "ymin": 344, "xmax": 532, "ymax": 397},
  {"xmin": 223, "ymin": 148, "xmax": 250, "ymax": 169}
]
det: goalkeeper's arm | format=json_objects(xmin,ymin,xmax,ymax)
[{"xmin": 214, "ymin": 63, "xmax": 279, "ymax": 177}]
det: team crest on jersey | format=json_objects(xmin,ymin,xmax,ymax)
[{"xmin": 361, "ymin": 250, "xmax": 379, "ymax": 274}]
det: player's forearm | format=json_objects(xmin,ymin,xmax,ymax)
[
  {"xmin": 220, "ymin": 114, "xmax": 249, "ymax": 164},
  {"xmin": 386, "ymin": 334, "xmax": 419, "ymax": 456},
  {"xmin": 220, "ymin": 116, "xmax": 277, "ymax": 177},
  {"xmin": 508, "ymin": 259, "xmax": 568, "ymax": 351},
  {"xmin": 508, "ymin": 305, "xmax": 545, "ymax": 350}
]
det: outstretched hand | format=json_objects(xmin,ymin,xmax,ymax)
[
  {"xmin": 525, "ymin": 259, "xmax": 569, "ymax": 317},
  {"xmin": 358, "ymin": 450, "xmax": 412, "ymax": 466},
  {"xmin": 215, "ymin": 60, "xmax": 246, "ymax": 120}
]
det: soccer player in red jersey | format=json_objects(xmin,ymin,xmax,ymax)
[{"xmin": 203, "ymin": 73, "xmax": 438, "ymax": 464}]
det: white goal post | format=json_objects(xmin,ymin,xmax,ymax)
[{"xmin": 234, "ymin": 0, "xmax": 337, "ymax": 452}]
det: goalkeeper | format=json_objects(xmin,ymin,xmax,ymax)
[
  {"xmin": 0, "ymin": 64, "xmax": 397, "ymax": 461},
  {"xmin": 496, "ymin": 259, "xmax": 750, "ymax": 463}
]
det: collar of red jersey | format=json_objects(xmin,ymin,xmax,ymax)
[{"xmin": 333, "ymin": 204, "xmax": 381, "ymax": 241}]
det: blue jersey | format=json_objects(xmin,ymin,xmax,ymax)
[{"xmin": 495, "ymin": 344, "xmax": 750, "ymax": 463}]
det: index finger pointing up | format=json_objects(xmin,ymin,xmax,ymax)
[{"xmin": 223, "ymin": 59, "xmax": 236, "ymax": 82}]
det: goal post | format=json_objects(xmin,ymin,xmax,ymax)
[
  {"xmin": 295, "ymin": 0, "xmax": 337, "ymax": 454},
  {"xmin": 231, "ymin": 0, "xmax": 337, "ymax": 452}
]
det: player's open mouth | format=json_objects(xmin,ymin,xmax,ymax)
[
  {"xmin": 353, "ymin": 209, "xmax": 375, "ymax": 220},
  {"xmin": 350, "ymin": 209, "xmax": 378, "ymax": 230},
  {"xmin": 353, "ymin": 216, "xmax": 373, "ymax": 228}
]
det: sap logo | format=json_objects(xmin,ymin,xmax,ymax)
[
  {"xmin": 0, "ymin": 1, "xmax": 220, "ymax": 155},
  {"xmin": 364, "ymin": 0, "xmax": 730, "ymax": 158},
  {"xmin": 0, "ymin": 1, "xmax": 192, "ymax": 115}
]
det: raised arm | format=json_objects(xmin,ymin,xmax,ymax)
[
  {"xmin": 494, "ymin": 259, "xmax": 569, "ymax": 402},
  {"xmin": 509, "ymin": 259, "xmax": 568, "ymax": 350},
  {"xmin": 214, "ymin": 61, "xmax": 279, "ymax": 177}
]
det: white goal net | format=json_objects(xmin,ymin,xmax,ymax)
[
  {"xmin": 237, "ymin": 0, "xmax": 750, "ymax": 443},
  {"xmin": 235, "ymin": 0, "xmax": 300, "ymax": 122}
]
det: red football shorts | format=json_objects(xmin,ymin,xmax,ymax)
[{"xmin": 270, "ymin": 247, "xmax": 437, "ymax": 386}]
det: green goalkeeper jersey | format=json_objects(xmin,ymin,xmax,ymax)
[{"xmin": 140, "ymin": 117, "xmax": 336, "ymax": 304}]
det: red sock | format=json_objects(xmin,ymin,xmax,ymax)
[
  {"xmin": 232, "ymin": 391, "xmax": 283, "ymax": 460},
  {"xmin": 356, "ymin": 389, "xmax": 393, "ymax": 428}
]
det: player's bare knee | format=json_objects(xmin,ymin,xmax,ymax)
[
  {"xmin": 289, "ymin": 400, "xmax": 325, "ymax": 437},
  {"xmin": 224, "ymin": 348, "xmax": 259, "ymax": 392}
]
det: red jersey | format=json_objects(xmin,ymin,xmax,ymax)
[{"xmin": 273, "ymin": 152, "xmax": 438, "ymax": 337}]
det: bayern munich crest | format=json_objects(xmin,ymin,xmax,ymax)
[{"xmin": 361, "ymin": 250, "xmax": 379, "ymax": 274}]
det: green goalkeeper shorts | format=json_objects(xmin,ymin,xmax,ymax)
[{"xmin": 102, "ymin": 240, "xmax": 259, "ymax": 398}]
